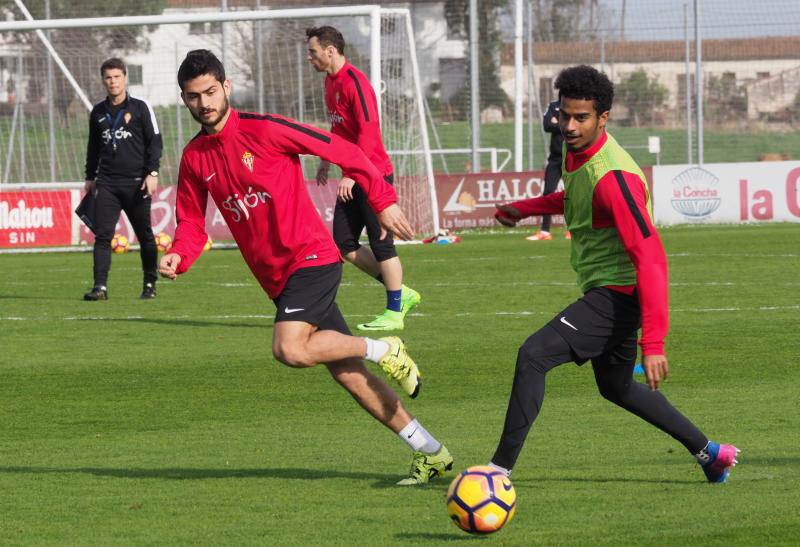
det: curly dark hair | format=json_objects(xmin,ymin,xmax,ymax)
[
  {"xmin": 554, "ymin": 65, "xmax": 614, "ymax": 115},
  {"xmin": 177, "ymin": 49, "xmax": 226, "ymax": 91}
]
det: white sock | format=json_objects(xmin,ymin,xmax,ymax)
[
  {"xmin": 488, "ymin": 462, "xmax": 512, "ymax": 477},
  {"xmin": 363, "ymin": 338, "xmax": 390, "ymax": 363},
  {"xmin": 398, "ymin": 419, "xmax": 441, "ymax": 453}
]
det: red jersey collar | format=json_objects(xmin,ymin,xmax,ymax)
[
  {"xmin": 328, "ymin": 60, "xmax": 353, "ymax": 81},
  {"xmin": 565, "ymin": 130, "xmax": 608, "ymax": 172},
  {"xmin": 201, "ymin": 107, "xmax": 240, "ymax": 140}
]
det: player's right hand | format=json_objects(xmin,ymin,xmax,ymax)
[
  {"xmin": 495, "ymin": 204, "xmax": 522, "ymax": 227},
  {"xmin": 316, "ymin": 160, "xmax": 330, "ymax": 186},
  {"xmin": 377, "ymin": 204, "xmax": 414, "ymax": 241},
  {"xmin": 84, "ymin": 179, "xmax": 95, "ymax": 194},
  {"xmin": 337, "ymin": 177, "xmax": 356, "ymax": 202},
  {"xmin": 643, "ymin": 354, "xmax": 669, "ymax": 391},
  {"xmin": 159, "ymin": 253, "xmax": 182, "ymax": 280}
]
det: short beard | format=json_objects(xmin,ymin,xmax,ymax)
[{"xmin": 192, "ymin": 95, "xmax": 230, "ymax": 128}]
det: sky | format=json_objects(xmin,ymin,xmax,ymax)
[{"xmin": 602, "ymin": 0, "xmax": 800, "ymax": 41}]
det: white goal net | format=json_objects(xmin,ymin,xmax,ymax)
[{"xmin": 0, "ymin": 6, "xmax": 439, "ymax": 237}]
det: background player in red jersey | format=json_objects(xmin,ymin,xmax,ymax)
[
  {"xmin": 306, "ymin": 26, "xmax": 421, "ymax": 332},
  {"xmin": 159, "ymin": 49, "xmax": 452, "ymax": 485},
  {"xmin": 490, "ymin": 65, "xmax": 738, "ymax": 483}
]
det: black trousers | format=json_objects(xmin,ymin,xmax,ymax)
[
  {"xmin": 92, "ymin": 183, "xmax": 157, "ymax": 287},
  {"xmin": 540, "ymin": 161, "xmax": 561, "ymax": 232},
  {"xmin": 492, "ymin": 289, "xmax": 708, "ymax": 470}
]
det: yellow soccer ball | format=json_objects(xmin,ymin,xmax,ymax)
[
  {"xmin": 110, "ymin": 233, "xmax": 129, "ymax": 254},
  {"xmin": 154, "ymin": 232, "xmax": 172, "ymax": 252},
  {"xmin": 446, "ymin": 466, "xmax": 516, "ymax": 534}
]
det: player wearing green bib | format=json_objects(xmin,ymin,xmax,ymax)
[{"xmin": 489, "ymin": 65, "xmax": 738, "ymax": 483}]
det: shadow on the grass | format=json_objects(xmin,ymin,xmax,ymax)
[
  {"xmin": 0, "ymin": 466, "xmax": 405, "ymax": 488},
  {"xmin": 84, "ymin": 317, "xmax": 272, "ymax": 330}
]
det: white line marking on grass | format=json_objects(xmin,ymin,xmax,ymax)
[
  {"xmin": 668, "ymin": 252, "xmax": 799, "ymax": 258},
  {"xmin": 419, "ymin": 255, "xmax": 546, "ymax": 263},
  {"xmin": 3, "ymin": 305, "xmax": 797, "ymax": 323},
  {"xmin": 671, "ymin": 304, "xmax": 800, "ymax": 313}
]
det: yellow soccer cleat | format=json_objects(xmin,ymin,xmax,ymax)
[
  {"xmin": 397, "ymin": 445, "xmax": 454, "ymax": 486},
  {"xmin": 377, "ymin": 336, "xmax": 420, "ymax": 398}
]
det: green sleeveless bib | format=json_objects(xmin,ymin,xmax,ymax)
[{"xmin": 562, "ymin": 132, "xmax": 652, "ymax": 292}]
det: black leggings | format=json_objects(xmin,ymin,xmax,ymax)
[
  {"xmin": 491, "ymin": 325, "xmax": 708, "ymax": 470},
  {"xmin": 93, "ymin": 184, "xmax": 157, "ymax": 287}
]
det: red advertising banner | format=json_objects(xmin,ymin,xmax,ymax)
[
  {"xmin": 434, "ymin": 168, "xmax": 652, "ymax": 231},
  {"xmin": 2, "ymin": 168, "xmax": 660, "ymax": 249},
  {"xmin": 77, "ymin": 181, "xmax": 339, "ymax": 245},
  {"xmin": 435, "ymin": 170, "xmax": 563, "ymax": 230},
  {"xmin": 0, "ymin": 191, "xmax": 73, "ymax": 247}
]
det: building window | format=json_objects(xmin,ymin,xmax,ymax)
[
  {"xmin": 757, "ymin": 71, "xmax": 770, "ymax": 80},
  {"xmin": 128, "ymin": 64, "xmax": 143, "ymax": 86}
]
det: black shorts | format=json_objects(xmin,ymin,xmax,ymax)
[
  {"xmin": 332, "ymin": 173, "xmax": 397, "ymax": 262},
  {"xmin": 547, "ymin": 287, "xmax": 641, "ymax": 366},
  {"xmin": 272, "ymin": 262, "xmax": 351, "ymax": 335}
]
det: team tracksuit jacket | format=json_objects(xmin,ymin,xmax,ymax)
[
  {"xmin": 170, "ymin": 108, "xmax": 397, "ymax": 298},
  {"xmin": 325, "ymin": 61, "xmax": 393, "ymax": 178},
  {"xmin": 85, "ymin": 94, "xmax": 162, "ymax": 184}
]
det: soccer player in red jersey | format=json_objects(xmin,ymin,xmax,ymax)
[
  {"xmin": 159, "ymin": 49, "xmax": 452, "ymax": 485},
  {"xmin": 490, "ymin": 65, "xmax": 738, "ymax": 483},
  {"xmin": 306, "ymin": 26, "xmax": 421, "ymax": 332}
]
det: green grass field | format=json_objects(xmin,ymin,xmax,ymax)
[{"xmin": 1, "ymin": 224, "xmax": 799, "ymax": 545}]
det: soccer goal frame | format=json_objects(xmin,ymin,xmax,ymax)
[{"xmin": 0, "ymin": 4, "xmax": 440, "ymax": 237}]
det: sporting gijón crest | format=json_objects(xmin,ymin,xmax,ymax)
[{"xmin": 241, "ymin": 150, "xmax": 255, "ymax": 173}]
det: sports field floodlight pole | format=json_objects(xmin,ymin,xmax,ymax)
[
  {"xmin": 12, "ymin": 0, "xmax": 93, "ymax": 112},
  {"xmin": 694, "ymin": 0, "xmax": 704, "ymax": 166},
  {"xmin": 513, "ymin": 0, "xmax": 523, "ymax": 172},
  {"xmin": 469, "ymin": 0, "xmax": 480, "ymax": 174},
  {"xmin": 684, "ymin": 3, "xmax": 693, "ymax": 165}
]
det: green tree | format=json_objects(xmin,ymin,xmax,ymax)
[
  {"xmin": 0, "ymin": 0, "xmax": 165, "ymax": 114},
  {"xmin": 445, "ymin": 0, "xmax": 510, "ymax": 117},
  {"xmin": 615, "ymin": 68, "xmax": 668, "ymax": 127},
  {"xmin": 704, "ymin": 73, "xmax": 747, "ymax": 124},
  {"xmin": 530, "ymin": 0, "xmax": 605, "ymax": 42}
]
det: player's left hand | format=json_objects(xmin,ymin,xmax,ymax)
[
  {"xmin": 377, "ymin": 204, "xmax": 414, "ymax": 241},
  {"xmin": 494, "ymin": 204, "xmax": 522, "ymax": 227},
  {"xmin": 643, "ymin": 354, "xmax": 669, "ymax": 391},
  {"xmin": 337, "ymin": 177, "xmax": 356, "ymax": 202},
  {"xmin": 141, "ymin": 175, "xmax": 158, "ymax": 197}
]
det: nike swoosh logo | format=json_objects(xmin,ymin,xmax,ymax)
[
  {"xmin": 406, "ymin": 427, "xmax": 418, "ymax": 439},
  {"xmin": 284, "ymin": 307, "xmax": 304, "ymax": 314},
  {"xmin": 560, "ymin": 316, "xmax": 578, "ymax": 331},
  {"xmin": 502, "ymin": 481, "xmax": 514, "ymax": 491},
  {"xmin": 205, "ymin": 172, "xmax": 217, "ymax": 182}
]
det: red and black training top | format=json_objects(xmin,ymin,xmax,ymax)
[
  {"xmin": 171, "ymin": 108, "xmax": 396, "ymax": 299},
  {"xmin": 324, "ymin": 61, "xmax": 393, "ymax": 178}
]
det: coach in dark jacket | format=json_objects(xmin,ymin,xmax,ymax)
[{"xmin": 83, "ymin": 57, "xmax": 162, "ymax": 301}]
